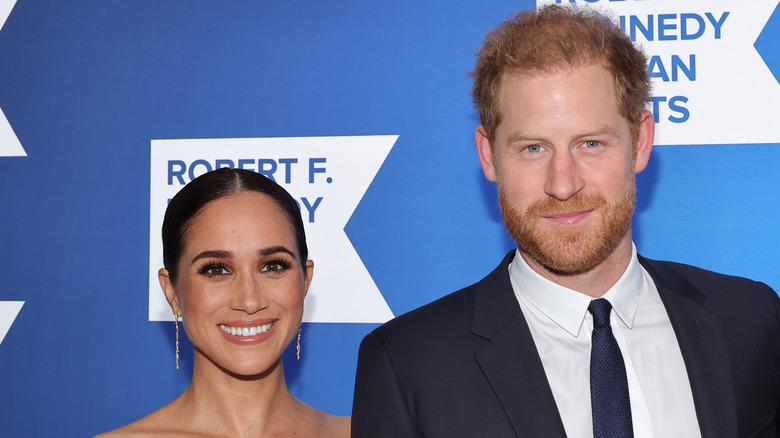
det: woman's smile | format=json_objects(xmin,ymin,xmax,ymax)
[{"xmin": 217, "ymin": 319, "xmax": 277, "ymax": 345}]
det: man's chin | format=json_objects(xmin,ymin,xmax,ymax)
[
  {"xmin": 516, "ymin": 218, "xmax": 632, "ymax": 276},
  {"xmin": 500, "ymin": 181, "xmax": 636, "ymax": 277},
  {"xmin": 520, "ymin": 242, "xmax": 606, "ymax": 276}
]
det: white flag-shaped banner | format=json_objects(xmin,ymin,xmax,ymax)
[
  {"xmin": 538, "ymin": 0, "xmax": 780, "ymax": 146},
  {"xmin": 0, "ymin": 0, "xmax": 25, "ymax": 157},
  {"xmin": 149, "ymin": 136, "xmax": 397, "ymax": 323},
  {"xmin": 0, "ymin": 0, "xmax": 24, "ymax": 348},
  {"xmin": 0, "ymin": 301, "xmax": 23, "ymax": 344}
]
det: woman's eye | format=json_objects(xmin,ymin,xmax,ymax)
[
  {"xmin": 201, "ymin": 264, "xmax": 229, "ymax": 277},
  {"xmin": 209, "ymin": 267, "xmax": 226, "ymax": 276},
  {"xmin": 261, "ymin": 261, "xmax": 288, "ymax": 273}
]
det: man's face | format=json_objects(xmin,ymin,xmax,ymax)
[{"xmin": 476, "ymin": 62, "xmax": 653, "ymax": 275}]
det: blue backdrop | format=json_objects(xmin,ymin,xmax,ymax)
[{"xmin": 2, "ymin": 1, "xmax": 780, "ymax": 436}]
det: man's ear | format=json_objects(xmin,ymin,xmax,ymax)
[
  {"xmin": 633, "ymin": 110, "xmax": 654, "ymax": 174},
  {"xmin": 475, "ymin": 124, "xmax": 498, "ymax": 182},
  {"xmin": 303, "ymin": 260, "xmax": 314, "ymax": 298},
  {"xmin": 158, "ymin": 268, "xmax": 181, "ymax": 317}
]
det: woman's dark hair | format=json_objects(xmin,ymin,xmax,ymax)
[{"xmin": 161, "ymin": 168, "xmax": 308, "ymax": 283}]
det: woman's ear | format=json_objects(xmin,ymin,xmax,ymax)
[
  {"xmin": 158, "ymin": 268, "xmax": 181, "ymax": 317},
  {"xmin": 303, "ymin": 260, "xmax": 314, "ymax": 297}
]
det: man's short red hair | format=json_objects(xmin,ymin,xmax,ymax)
[{"xmin": 470, "ymin": 5, "xmax": 651, "ymax": 145}]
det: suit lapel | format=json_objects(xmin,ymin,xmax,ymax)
[
  {"xmin": 472, "ymin": 252, "xmax": 567, "ymax": 438},
  {"xmin": 469, "ymin": 253, "xmax": 739, "ymax": 436},
  {"xmin": 640, "ymin": 257, "xmax": 738, "ymax": 438}
]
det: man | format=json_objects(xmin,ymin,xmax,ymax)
[{"xmin": 352, "ymin": 5, "xmax": 780, "ymax": 438}]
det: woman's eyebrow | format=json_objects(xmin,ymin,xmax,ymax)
[
  {"xmin": 258, "ymin": 246, "xmax": 296, "ymax": 258},
  {"xmin": 191, "ymin": 250, "xmax": 232, "ymax": 264}
]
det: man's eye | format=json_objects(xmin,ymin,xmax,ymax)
[
  {"xmin": 526, "ymin": 144, "xmax": 542, "ymax": 153},
  {"xmin": 584, "ymin": 140, "xmax": 600, "ymax": 148}
]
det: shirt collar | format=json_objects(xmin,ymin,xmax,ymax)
[{"xmin": 508, "ymin": 243, "xmax": 644, "ymax": 337}]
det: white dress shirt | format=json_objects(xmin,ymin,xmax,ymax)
[{"xmin": 508, "ymin": 244, "xmax": 701, "ymax": 438}]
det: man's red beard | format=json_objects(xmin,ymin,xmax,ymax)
[{"xmin": 498, "ymin": 177, "xmax": 636, "ymax": 275}]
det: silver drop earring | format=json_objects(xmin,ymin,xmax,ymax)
[
  {"xmin": 296, "ymin": 327, "xmax": 302, "ymax": 360},
  {"xmin": 174, "ymin": 313, "xmax": 180, "ymax": 370}
]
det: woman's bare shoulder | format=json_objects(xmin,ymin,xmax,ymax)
[
  {"xmin": 320, "ymin": 414, "xmax": 350, "ymax": 438},
  {"xmin": 92, "ymin": 406, "xmax": 183, "ymax": 438},
  {"xmin": 299, "ymin": 403, "xmax": 350, "ymax": 438}
]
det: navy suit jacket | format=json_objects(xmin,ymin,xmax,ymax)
[{"xmin": 352, "ymin": 251, "xmax": 780, "ymax": 437}]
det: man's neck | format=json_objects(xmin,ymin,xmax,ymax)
[{"xmin": 519, "ymin": 235, "xmax": 634, "ymax": 298}]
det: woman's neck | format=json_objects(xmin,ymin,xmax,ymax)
[{"xmin": 172, "ymin": 353, "xmax": 303, "ymax": 437}]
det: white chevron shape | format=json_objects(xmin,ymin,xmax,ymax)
[
  {"xmin": 0, "ymin": 0, "xmax": 25, "ymax": 157},
  {"xmin": 0, "ymin": 301, "xmax": 24, "ymax": 344}
]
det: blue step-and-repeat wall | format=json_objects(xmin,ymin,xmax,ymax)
[{"xmin": 2, "ymin": 0, "xmax": 780, "ymax": 436}]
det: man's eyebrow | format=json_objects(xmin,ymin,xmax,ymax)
[
  {"xmin": 506, "ymin": 126, "xmax": 617, "ymax": 144},
  {"xmin": 578, "ymin": 126, "xmax": 616, "ymax": 138},
  {"xmin": 506, "ymin": 130, "xmax": 539, "ymax": 144}
]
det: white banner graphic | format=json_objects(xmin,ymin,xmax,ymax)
[
  {"xmin": 538, "ymin": 0, "xmax": 780, "ymax": 146},
  {"xmin": 149, "ymin": 136, "xmax": 397, "ymax": 323},
  {"xmin": 0, "ymin": 301, "xmax": 23, "ymax": 344},
  {"xmin": 0, "ymin": 0, "xmax": 25, "ymax": 157}
]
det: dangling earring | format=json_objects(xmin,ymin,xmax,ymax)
[
  {"xmin": 174, "ymin": 313, "xmax": 180, "ymax": 370},
  {"xmin": 296, "ymin": 327, "xmax": 302, "ymax": 360}
]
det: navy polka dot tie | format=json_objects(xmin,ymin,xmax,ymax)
[{"xmin": 588, "ymin": 298, "xmax": 633, "ymax": 438}]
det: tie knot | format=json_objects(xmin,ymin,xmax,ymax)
[{"xmin": 588, "ymin": 298, "xmax": 612, "ymax": 328}]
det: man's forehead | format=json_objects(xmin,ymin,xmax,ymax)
[
  {"xmin": 495, "ymin": 62, "xmax": 617, "ymax": 115},
  {"xmin": 500, "ymin": 59, "xmax": 607, "ymax": 87}
]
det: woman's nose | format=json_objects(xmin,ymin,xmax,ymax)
[{"xmin": 230, "ymin": 275, "xmax": 269, "ymax": 314}]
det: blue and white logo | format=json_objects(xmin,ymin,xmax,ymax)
[
  {"xmin": 149, "ymin": 135, "xmax": 397, "ymax": 324},
  {"xmin": 538, "ymin": 0, "xmax": 780, "ymax": 146}
]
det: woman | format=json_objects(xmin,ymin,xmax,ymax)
[{"xmin": 97, "ymin": 168, "xmax": 349, "ymax": 437}]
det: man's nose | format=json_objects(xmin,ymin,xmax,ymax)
[{"xmin": 544, "ymin": 150, "xmax": 584, "ymax": 201}]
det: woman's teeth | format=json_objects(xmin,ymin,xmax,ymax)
[{"xmin": 219, "ymin": 322, "xmax": 273, "ymax": 336}]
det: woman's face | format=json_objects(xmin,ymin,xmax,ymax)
[{"xmin": 161, "ymin": 191, "xmax": 312, "ymax": 376}]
